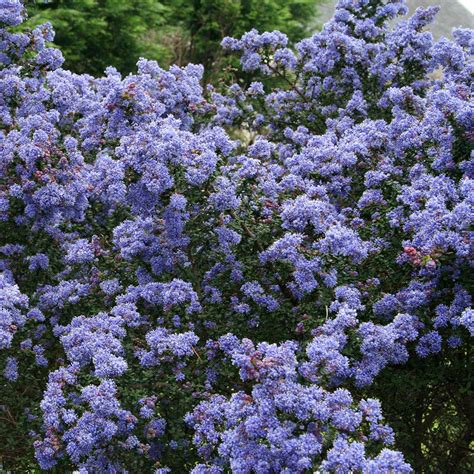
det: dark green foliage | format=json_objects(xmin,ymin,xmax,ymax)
[
  {"xmin": 24, "ymin": 0, "xmax": 320, "ymax": 77},
  {"xmin": 370, "ymin": 346, "xmax": 474, "ymax": 473},
  {"xmin": 160, "ymin": 0, "xmax": 319, "ymax": 80},
  {"xmin": 25, "ymin": 0, "xmax": 171, "ymax": 75}
]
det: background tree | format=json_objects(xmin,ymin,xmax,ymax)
[
  {"xmin": 25, "ymin": 0, "xmax": 171, "ymax": 75},
  {"xmin": 24, "ymin": 0, "xmax": 321, "ymax": 77},
  {"xmin": 160, "ymin": 0, "xmax": 319, "ymax": 80}
]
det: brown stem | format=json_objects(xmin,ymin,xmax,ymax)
[{"xmin": 265, "ymin": 63, "xmax": 307, "ymax": 102}]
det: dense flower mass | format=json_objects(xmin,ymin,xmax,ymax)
[{"xmin": 0, "ymin": 0, "xmax": 472, "ymax": 472}]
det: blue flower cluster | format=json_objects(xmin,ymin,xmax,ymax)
[{"xmin": 0, "ymin": 0, "xmax": 472, "ymax": 472}]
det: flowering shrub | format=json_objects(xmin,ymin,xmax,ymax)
[{"xmin": 0, "ymin": 0, "xmax": 472, "ymax": 472}]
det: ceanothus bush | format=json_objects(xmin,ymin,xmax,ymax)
[{"xmin": 0, "ymin": 0, "xmax": 472, "ymax": 472}]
